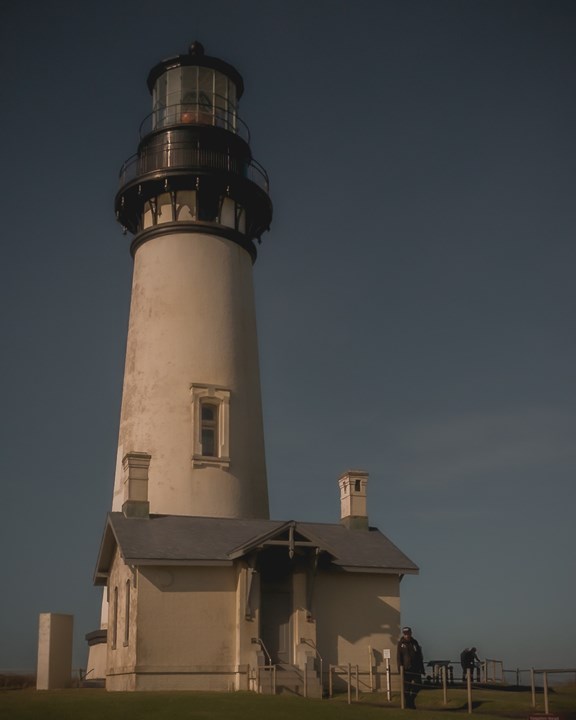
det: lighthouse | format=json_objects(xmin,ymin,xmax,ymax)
[
  {"xmin": 89, "ymin": 42, "xmax": 417, "ymax": 694},
  {"xmin": 111, "ymin": 41, "xmax": 271, "ymax": 520}
]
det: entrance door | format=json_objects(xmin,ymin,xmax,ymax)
[
  {"xmin": 259, "ymin": 548, "xmax": 293, "ymax": 665},
  {"xmin": 260, "ymin": 588, "xmax": 291, "ymax": 664}
]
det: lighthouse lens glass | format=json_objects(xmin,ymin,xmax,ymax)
[{"xmin": 151, "ymin": 66, "xmax": 237, "ymax": 134}]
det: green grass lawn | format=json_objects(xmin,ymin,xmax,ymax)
[{"xmin": 1, "ymin": 685, "xmax": 575, "ymax": 720}]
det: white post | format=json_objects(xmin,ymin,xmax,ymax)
[
  {"xmin": 369, "ymin": 645, "xmax": 373, "ymax": 691},
  {"xmin": 347, "ymin": 663, "xmax": 351, "ymax": 704},
  {"xmin": 36, "ymin": 613, "xmax": 74, "ymax": 690},
  {"xmin": 386, "ymin": 658, "xmax": 391, "ymax": 701}
]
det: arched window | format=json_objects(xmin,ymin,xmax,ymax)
[
  {"xmin": 111, "ymin": 586, "xmax": 118, "ymax": 650},
  {"xmin": 124, "ymin": 580, "xmax": 131, "ymax": 646}
]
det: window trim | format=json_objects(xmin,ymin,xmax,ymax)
[{"xmin": 190, "ymin": 384, "xmax": 230, "ymax": 468}]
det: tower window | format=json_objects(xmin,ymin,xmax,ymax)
[
  {"xmin": 355, "ymin": 479, "xmax": 361, "ymax": 492},
  {"xmin": 191, "ymin": 385, "xmax": 231, "ymax": 468},
  {"xmin": 200, "ymin": 402, "xmax": 218, "ymax": 457}
]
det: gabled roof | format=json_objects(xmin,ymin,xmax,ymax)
[{"xmin": 94, "ymin": 512, "xmax": 418, "ymax": 585}]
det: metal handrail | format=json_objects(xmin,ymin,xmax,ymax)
[
  {"xmin": 252, "ymin": 638, "xmax": 275, "ymax": 695},
  {"xmin": 253, "ymin": 637, "xmax": 272, "ymax": 666}
]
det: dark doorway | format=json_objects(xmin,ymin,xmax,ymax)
[{"xmin": 259, "ymin": 548, "xmax": 292, "ymax": 664}]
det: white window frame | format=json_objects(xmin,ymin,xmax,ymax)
[{"xmin": 190, "ymin": 384, "xmax": 230, "ymax": 468}]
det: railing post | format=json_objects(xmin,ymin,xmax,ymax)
[
  {"xmin": 543, "ymin": 671, "xmax": 549, "ymax": 715},
  {"xmin": 442, "ymin": 664, "xmax": 448, "ymax": 705},
  {"xmin": 347, "ymin": 662, "xmax": 351, "ymax": 704},
  {"xmin": 355, "ymin": 665, "xmax": 359, "ymax": 701},
  {"xmin": 400, "ymin": 665, "xmax": 405, "ymax": 709},
  {"xmin": 467, "ymin": 668, "xmax": 473, "ymax": 714},
  {"xmin": 369, "ymin": 645, "xmax": 373, "ymax": 691},
  {"xmin": 531, "ymin": 668, "xmax": 536, "ymax": 707},
  {"xmin": 329, "ymin": 664, "xmax": 333, "ymax": 698}
]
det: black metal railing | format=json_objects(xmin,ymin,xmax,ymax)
[{"xmin": 118, "ymin": 143, "xmax": 269, "ymax": 194}]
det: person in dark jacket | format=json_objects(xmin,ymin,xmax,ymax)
[
  {"xmin": 397, "ymin": 626, "xmax": 425, "ymax": 708},
  {"xmin": 460, "ymin": 647, "xmax": 481, "ymax": 682}
]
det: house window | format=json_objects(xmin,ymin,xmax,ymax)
[
  {"xmin": 111, "ymin": 586, "xmax": 118, "ymax": 650},
  {"xmin": 124, "ymin": 580, "xmax": 131, "ymax": 646},
  {"xmin": 191, "ymin": 385, "xmax": 230, "ymax": 467}
]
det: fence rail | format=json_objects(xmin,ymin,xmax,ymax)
[
  {"xmin": 531, "ymin": 668, "xmax": 576, "ymax": 714},
  {"xmin": 322, "ymin": 660, "xmax": 576, "ymax": 715}
]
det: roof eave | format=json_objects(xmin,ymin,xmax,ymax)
[
  {"xmin": 338, "ymin": 565, "xmax": 420, "ymax": 575},
  {"xmin": 124, "ymin": 558, "xmax": 234, "ymax": 567},
  {"xmin": 92, "ymin": 514, "xmax": 120, "ymax": 585}
]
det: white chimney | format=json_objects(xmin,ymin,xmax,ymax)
[
  {"xmin": 339, "ymin": 470, "xmax": 369, "ymax": 530},
  {"xmin": 122, "ymin": 452, "xmax": 151, "ymax": 518}
]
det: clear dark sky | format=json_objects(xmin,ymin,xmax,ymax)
[{"xmin": 1, "ymin": 0, "xmax": 575, "ymax": 673}]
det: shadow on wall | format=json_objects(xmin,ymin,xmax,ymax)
[{"xmin": 314, "ymin": 568, "xmax": 400, "ymax": 666}]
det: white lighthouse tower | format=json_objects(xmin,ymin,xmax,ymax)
[
  {"xmin": 86, "ymin": 43, "xmax": 272, "ymax": 678},
  {"xmin": 111, "ymin": 41, "xmax": 271, "ymax": 520},
  {"xmin": 87, "ymin": 42, "xmax": 417, "ymax": 693}
]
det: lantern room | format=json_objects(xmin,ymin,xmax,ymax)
[{"xmin": 114, "ymin": 41, "xmax": 272, "ymax": 259}]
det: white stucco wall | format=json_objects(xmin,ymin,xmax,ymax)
[
  {"xmin": 314, "ymin": 571, "xmax": 401, "ymax": 675},
  {"xmin": 105, "ymin": 558, "xmax": 244, "ymax": 691},
  {"xmin": 137, "ymin": 565, "xmax": 237, "ymax": 667}
]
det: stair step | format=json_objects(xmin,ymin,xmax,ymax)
[{"xmin": 259, "ymin": 664, "xmax": 323, "ymax": 698}]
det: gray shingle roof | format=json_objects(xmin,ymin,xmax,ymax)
[{"xmin": 94, "ymin": 512, "xmax": 418, "ymax": 584}]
